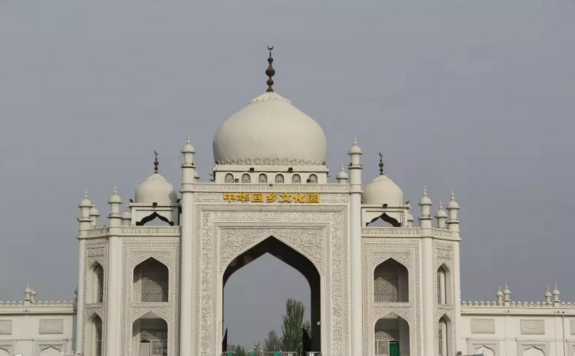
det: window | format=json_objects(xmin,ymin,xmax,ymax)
[
  {"xmin": 374, "ymin": 259, "xmax": 409, "ymax": 303},
  {"xmin": 292, "ymin": 174, "xmax": 301, "ymax": 183},
  {"xmin": 224, "ymin": 173, "xmax": 234, "ymax": 183},
  {"xmin": 258, "ymin": 174, "xmax": 268, "ymax": 183},
  {"xmin": 275, "ymin": 174, "xmax": 284, "ymax": 183},
  {"xmin": 242, "ymin": 174, "xmax": 251, "ymax": 183},
  {"xmin": 133, "ymin": 258, "xmax": 169, "ymax": 303}
]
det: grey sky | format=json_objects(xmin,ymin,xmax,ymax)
[{"xmin": 1, "ymin": 0, "xmax": 575, "ymax": 348}]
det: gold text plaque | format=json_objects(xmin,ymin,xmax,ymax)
[{"xmin": 223, "ymin": 192, "xmax": 320, "ymax": 204}]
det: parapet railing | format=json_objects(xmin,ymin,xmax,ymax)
[
  {"xmin": 461, "ymin": 300, "xmax": 575, "ymax": 307},
  {"xmin": 0, "ymin": 300, "xmax": 75, "ymax": 306}
]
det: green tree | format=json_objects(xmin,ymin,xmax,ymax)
[
  {"xmin": 227, "ymin": 344, "xmax": 247, "ymax": 356},
  {"xmin": 280, "ymin": 299, "xmax": 310, "ymax": 354},
  {"xmin": 264, "ymin": 329, "xmax": 282, "ymax": 351}
]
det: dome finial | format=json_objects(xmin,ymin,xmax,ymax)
[
  {"xmin": 154, "ymin": 150, "xmax": 159, "ymax": 173},
  {"xmin": 266, "ymin": 46, "xmax": 275, "ymax": 93},
  {"xmin": 378, "ymin": 152, "xmax": 384, "ymax": 175},
  {"xmin": 187, "ymin": 133, "xmax": 190, "ymax": 145}
]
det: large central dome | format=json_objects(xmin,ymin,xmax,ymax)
[{"xmin": 213, "ymin": 91, "xmax": 327, "ymax": 166}]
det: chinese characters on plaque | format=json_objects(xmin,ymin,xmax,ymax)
[{"xmin": 223, "ymin": 192, "xmax": 320, "ymax": 204}]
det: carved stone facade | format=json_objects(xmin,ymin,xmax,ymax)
[{"xmin": 193, "ymin": 198, "xmax": 349, "ymax": 356}]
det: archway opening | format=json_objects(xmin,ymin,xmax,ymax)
[
  {"xmin": 374, "ymin": 259, "xmax": 409, "ymax": 303},
  {"xmin": 84, "ymin": 314, "xmax": 102, "ymax": 356},
  {"xmin": 223, "ymin": 236, "xmax": 321, "ymax": 354},
  {"xmin": 438, "ymin": 315, "xmax": 452, "ymax": 356},
  {"xmin": 374, "ymin": 313, "xmax": 410, "ymax": 356},
  {"xmin": 132, "ymin": 312, "xmax": 168, "ymax": 356}
]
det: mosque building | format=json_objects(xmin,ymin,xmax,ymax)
[{"xmin": 1, "ymin": 51, "xmax": 574, "ymax": 356}]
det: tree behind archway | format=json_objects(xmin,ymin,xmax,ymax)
[{"xmin": 281, "ymin": 299, "xmax": 311, "ymax": 353}]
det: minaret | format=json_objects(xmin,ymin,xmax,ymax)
[
  {"xmin": 496, "ymin": 286, "xmax": 504, "ymax": 306},
  {"xmin": 180, "ymin": 134, "xmax": 196, "ymax": 356},
  {"xmin": 435, "ymin": 200, "xmax": 448, "ymax": 229},
  {"xmin": 503, "ymin": 284, "xmax": 511, "ymax": 306},
  {"xmin": 447, "ymin": 191, "xmax": 460, "ymax": 232},
  {"xmin": 24, "ymin": 284, "xmax": 33, "ymax": 306},
  {"xmin": 419, "ymin": 186, "xmax": 434, "ymax": 356},
  {"xmin": 348, "ymin": 137, "xmax": 364, "ymax": 356},
  {"xmin": 76, "ymin": 189, "xmax": 92, "ymax": 352},
  {"xmin": 106, "ymin": 185, "xmax": 122, "ymax": 356},
  {"xmin": 336, "ymin": 162, "xmax": 349, "ymax": 184},
  {"xmin": 552, "ymin": 285, "xmax": 561, "ymax": 306},
  {"xmin": 545, "ymin": 287, "xmax": 552, "ymax": 305},
  {"xmin": 89, "ymin": 201, "xmax": 100, "ymax": 228}
]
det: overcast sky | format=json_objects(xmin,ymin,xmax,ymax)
[{"xmin": 1, "ymin": 0, "xmax": 575, "ymax": 349}]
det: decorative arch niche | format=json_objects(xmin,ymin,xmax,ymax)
[
  {"xmin": 133, "ymin": 258, "xmax": 169, "ymax": 303},
  {"xmin": 373, "ymin": 258, "xmax": 409, "ymax": 303},
  {"xmin": 87, "ymin": 262, "xmax": 104, "ymax": 304},
  {"xmin": 438, "ymin": 314, "xmax": 453, "ymax": 356},
  {"xmin": 85, "ymin": 314, "xmax": 103, "ymax": 356},
  {"xmin": 475, "ymin": 345, "xmax": 495, "ymax": 356},
  {"xmin": 436, "ymin": 264, "xmax": 452, "ymax": 305}
]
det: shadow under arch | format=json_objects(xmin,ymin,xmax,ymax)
[{"xmin": 223, "ymin": 235, "xmax": 321, "ymax": 352}]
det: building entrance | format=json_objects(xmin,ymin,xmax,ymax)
[{"xmin": 222, "ymin": 236, "xmax": 321, "ymax": 354}]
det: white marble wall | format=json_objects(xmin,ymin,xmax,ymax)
[
  {"xmin": 0, "ymin": 307, "xmax": 75, "ymax": 355},
  {"xmin": 460, "ymin": 310, "xmax": 575, "ymax": 356}
]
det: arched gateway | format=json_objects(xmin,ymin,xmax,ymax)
[{"xmin": 75, "ymin": 50, "xmax": 462, "ymax": 356}]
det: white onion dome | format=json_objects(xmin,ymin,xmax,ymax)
[
  {"xmin": 545, "ymin": 289, "xmax": 552, "ymax": 298},
  {"xmin": 182, "ymin": 134, "xmax": 195, "ymax": 154},
  {"xmin": 435, "ymin": 201, "xmax": 448, "ymax": 218},
  {"xmin": 213, "ymin": 91, "xmax": 327, "ymax": 166},
  {"xmin": 348, "ymin": 138, "xmax": 362, "ymax": 155},
  {"xmin": 336, "ymin": 163, "xmax": 348, "ymax": 180},
  {"xmin": 362, "ymin": 174, "xmax": 404, "ymax": 206},
  {"xmin": 448, "ymin": 191, "xmax": 460, "ymax": 209},
  {"xmin": 109, "ymin": 186, "xmax": 122, "ymax": 204},
  {"xmin": 80, "ymin": 190, "xmax": 92, "ymax": 208},
  {"xmin": 419, "ymin": 187, "xmax": 432, "ymax": 206},
  {"xmin": 496, "ymin": 287, "xmax": 504, "ymax": 297},
  {"xmin": 553, "ymin": 286, "xmax": 560, "ymax": 296},
  {"xmin": 135, "ymin": 173, "xmax": 178, "ymax": 205}
]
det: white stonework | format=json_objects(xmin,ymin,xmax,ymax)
[{"xmin": 2, "ymin": 61, "xmax": 575, "ymax": 356}]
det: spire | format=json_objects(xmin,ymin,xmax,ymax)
[
  {"xmin": 154, "ymin": 150, "xmax": 159, "ymax": 173},
  {"xmin": 378, "ymin": 152, "xmax": 384, "ymax": 175},
  {"xmin": 266, "ymin": 46, "xmax": 275, "ymax": 92}
]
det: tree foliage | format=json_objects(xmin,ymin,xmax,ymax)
[
  {"xmin": 281, "ymin": 299, "xmax": 309, "ymax": 353},
  {"xmin": 227, "ymin": 344, "xmax": 247, "ymax": 356},
  {"xmin": 264, "ymin": 329, "xmax": 282, "ymax": 351}
]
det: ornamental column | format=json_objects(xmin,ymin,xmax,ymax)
[
  {"xmin": 348, "ymin": 138, "xmax": 364, "ymax": 356},
  {"xmin": 106, "ymin": 186, "xmax": 122, "ymax": 356},
  {"xmin": 419, "ymin": 187, "xmax": 434, "ymax": 356},
  {"xmin": 180, "ymin": 135, "xmax": 196, "ymax": 356},
  {"xmin": 76, "ymin": 190, "xmax": 92, "ymax": 353}
]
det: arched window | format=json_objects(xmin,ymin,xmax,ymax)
[
  {"xmin": 224, "ymin": 173, "xmax": 234, "ymax": 183},
  {"xmin": 133, "ymin": 258, "xmax": 169, "ymax": 303},
  {"xmin": 436, "ymin": 264, "xmax": 451, "ymax": 305},
  {"xmin": 242, "ymin": 174, "xmax": 251, "ymax": 183},
  {"xmin": 475, "ymin": 346, "xmax": 495, "ymax": 356},
  {"xmin": 292, "ymin": 174, "xmax": 301, "ymax": 183},
  {"xmin": 308, "ymin": 174, "xmax": 318, "ymax": 183},
  {"xmin": 39, "ymin": 346, "xmax": 61, "ymax": 356},
  {"xmin": 438, "ymin": 316, "xmax": 452, "ymax": 356},
  {"xmin": 524, "ymin": 347, "xmax": 545, "ymax": 356},
  {"xmin": 374, "ymin": 259, "xmax": 409, "ymax": 303},
  {"xmin": 85, "ymin": 314, "xmax": 103, "ymax": 356},
  {"xmin": 275, "ymin": 174, "xmax": 284, "ymax": 183},
  {"xmin": 258, "ymin": 174, "xmax": 268, "ymax": 183},
  {"xmin": 374, "ymin": 313, "xmax": 410, "ymax": 356},
  {"xmin": 132, "ymin": 312, "xmax": 168, "ymax": 356},
  {"xmin": 87, "ymin": 263, "xmax": 104, "ymax": 304}
]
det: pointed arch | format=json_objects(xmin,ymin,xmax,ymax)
[
  {"xmin": 39, "ymin": 346, "xmax": 61, "ymax": 356},
  {"xmin": 85, "ymin": 314, "xmax": 103, "ymax": 356},
  {"xmin": 438, "ymin": 314, "xmax": 453, "ymax": 356},
  {"xmin": 136, "ymin": 212, "xmax": 174, "ymax": 226},
  {"xmin": 133, "ymin": 258, "xmax": 169, "ymax": 302},
  {"xmin": 437, "ymin": 264, "xmax": 452, "ymax": 305},
  {"xmin": 374, "ymin": 258, "xmax": 409, "ymax": 302},
  {"xmin": 0, "ymin": 348, "xmax": 9, "ymax": 356},
  {"xmin": 475, "ymin": 345, "xmax": 495, "ymax": 356},
  {"xmin": 87, "ymin": 262, "xmax": 104, "ymax": 304},
  {"xmin": 374, "ymin": 313, "xmax": 410, "ymax": 356},
  {"xmin": 132, "ymin": 312, "xmax": 168, "ymax": 356},
  {"xmin": 524, "ymin": 346, "xmax": 545, "ymax": 356}
]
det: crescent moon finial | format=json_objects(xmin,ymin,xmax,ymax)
[{"xmin": 266, "ymin": 46, "xmax": 276, "ymax": 92}]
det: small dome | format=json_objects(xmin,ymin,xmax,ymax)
[
  {"xmin": 435, "ymin": 201, "xmax": 447, "ymax": 218},
  {"xmin": 135, "ymin": 173, "xmax": 177, "ymax": 205},
  {"xmin": 80, "ymin": 191, "xmax": 92, "ymax": 208},
  {"xmin": 362, "ymin": 174, "xmax": 404, "ymax": 206},
  {"xmin": 109, "ymin": 186, "xmax": 122, "ymax": 204},
  {"xmin": 89, "ymin": 202, "xmax": 100, "ymax": 217},
  {"xmin": 182, "ymin": 135, "xmax": 195, "ymax": 154},
  {"xmin": 213, "ymin": 92, "xmax": 327, "ymax": 166},
  {"xmin": 419, "ymin": 187, "xmax": 432, "ymax": 206},
  {"xmin": 496, "ymin": 288, "xmax": 504, "ymax": 297},
  {"xmin": 336, "ymin": 163, "xmax": 348, "ymax": 180},
  {"xmin": 448, "ymin": 191, "xmax": 460, "ymax": 209},
  {"xmin": 349, "ymin": 138, "xmax": 362, "ymax": 155}
]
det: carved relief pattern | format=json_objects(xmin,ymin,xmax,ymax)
[
  {"xmin": 39, "ymin": 319, "xmax": 64, "ymax": 334},
  {"xmin": 363, "ymin": 242, "xmax": 420, "ymax": 356},
  {"xmin": 121, "ymin": 239, "xmax": 180, "ymax": 356},
  {"xmin": 192, "ymin": 183, "xmax": 350, "ymax": 192},
  {"xmin": 120, "ymin": 227, "xmax": 180, "ymax": 236},
  {"xmin": 218, "ymin": 227, "xmax": 325, "ymax": 274},
  {"xmin": 0, "ymin": 320, "xmax": 11, "ymax": 335},
  {"xmin": 470, "ymin": 319, "xmax": 496, "ymax": 334},
  {"xmin": 215, "ymin": 157, "xmax": 325, "ymax": 166},
  {"xmin": 520, "ymin": 319, "xmax": 545, "ymax": 335},
  {"xmin": 362, "ymin": 227, "xmax": 422, "ymax": 236},
  {"xmin": 195, "ymin": 204, "xmax": 348, "ymax": 356}
]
